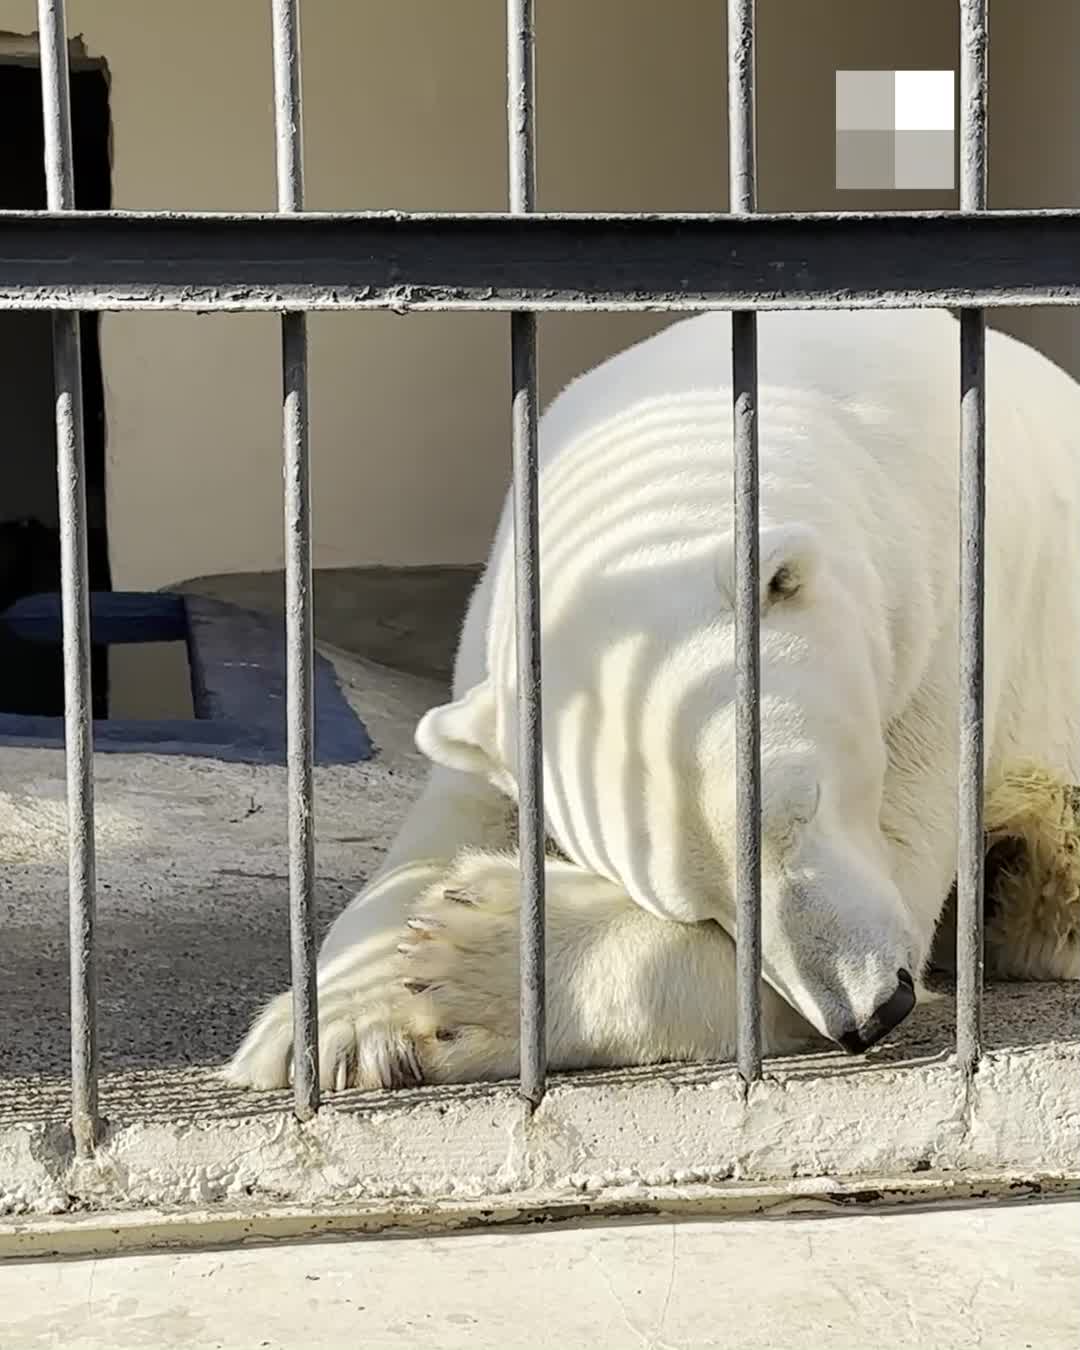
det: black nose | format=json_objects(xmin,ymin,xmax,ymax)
[{"xmin": 837, "ymin": 969, "xmax": 916, "ymax": 1054}]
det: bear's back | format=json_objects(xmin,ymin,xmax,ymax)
[
  {"xmin": 538, "ymin": 308, "xmax": 962, "ymax": 470},
  {"xmin": 463, "ymin": 308, "xmax": 1080, "ymax": 784}
]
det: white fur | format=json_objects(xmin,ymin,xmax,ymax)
[{"xmin": 226, "ymin": 308, "xmax": 1080, "ymax": 1093}]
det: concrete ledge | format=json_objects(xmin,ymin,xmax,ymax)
[
  {"xmin": 3, "ymin": 1177, "xmax": 1077, "ymax": 1262},
  {"xmin": 3, "ymin": 636, "xmax": 1078, "ymax": 1246},
  {"xmin": 3, "ymin": 1021, "xmax": 1078, "ymax": 1223}
]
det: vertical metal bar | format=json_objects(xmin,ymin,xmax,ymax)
[
  {"xmin": 37, "ymin": 0, "xmax": 99, "ymax": 1157},
  {"xmin": 271, "ymin": 0, "xmax": 318, "ymax": 1119},
  {"xmin": 728, "ymin": 0, "xmax": 763, "ymax": 1083},
  {"xmin": 506, "ymin": 0, "xmax": 545, "ymax": 1109},
  {"xmin": 956, "ymin": 0, "xmax": 989, "ymax": 1073}
]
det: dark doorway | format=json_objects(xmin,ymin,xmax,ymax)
[{"xmin": 0, "ymin": 62, "xmax": 111, "ymax": 717}]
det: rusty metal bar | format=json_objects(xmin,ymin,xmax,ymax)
[
  {"xmin": 956, "ymin": 0, "xmax": 989, "ymax": 1073},
  {"xmin": 270, "ymin": 0, "xmax": 319, "ymax": 1118},
  {"xmin": 37, "ymin": 0, "xmax": 99, "ymax": 1158},
  {"xmin": 506, "ymin": 0, "xmax": 546, "ymax": 1109},
  {"xmin": 729, "ymin": 0, "xmax": 763, "ymax": 1083},
  {"xmin": 0, "ymin": 209, "xmax": 1078, "ymax": 312}
]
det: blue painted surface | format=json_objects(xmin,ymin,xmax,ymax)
[
  {"xmin": 2, "ymin": 590, "xmax": 188, "ymax": 645},
  {"xmin": 0, "ymin": 591, "xmax": 374, "ymax": 765}
]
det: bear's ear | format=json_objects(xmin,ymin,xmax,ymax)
[
  {"xmin": 715, "ymin": 522, "xmax": 820, "ymax": 612},
  {"xmin": 415, "ymin": 680, "xmax": 499, "ymax": 778}
]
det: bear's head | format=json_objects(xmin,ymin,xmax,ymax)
[{"xmin": 418, "ymin": 518, "xmax": 920, "ymax": 1054}]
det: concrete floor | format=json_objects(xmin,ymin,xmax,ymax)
[
  {"xmin": 2, "ymin": 610, "xmax": 1078, "ymax": 1080},
  {"xmin": 3, "ymin": 565, "xmax": 468, "ymax": 1078},
  {"xmin": 4, "ymin": 1199, "xmax": 1078, "ymax": 1349},
  {"xmin": 0, "ymin": 640, "xmax": 441, "ymax": 1078},
  {"xmin": 1, "ymin": 565, "xmax": 1078, "ymax": 1228},
  {"xmin": 3, "ymin": 565, "xmax": 1078, "ymax": 1081}
]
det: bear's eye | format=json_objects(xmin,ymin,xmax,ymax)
[{"xmin": 768, "ymin": 564, "xmax": 801, "ymax": 601}]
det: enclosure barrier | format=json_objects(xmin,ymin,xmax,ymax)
[
  {"xmin": 19, "ymin": 0, "xmax": 1005, "ymax": 1153},
  {"xmin": 268, "ymin": 0, "xmax": 319, "ymax": 1123},
  {"xmin": 506, "ymin": 0, "xmax": 546, "ymax": 1109},
  {"xmin": 37, "ymin": 0, "xmax": 98, "ymax": 1160},
  {"xmin": 728, "ymin": 0, "xmax": 763, "ymax": 1082},
  {"xmin": 956, "ymin": 0, "xmax": 989, "ymax": 1073}
]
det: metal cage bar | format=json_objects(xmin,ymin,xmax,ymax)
[
  {"xmin": 1, "ymin": 209, "xmax": 1080, "ymax": 312},
  {"xmin": 728, "ymin": 0, "xmax": 763, "ymax": 1083},
  {"xmin": 956, "ymin": 0, "xmax": 989, "ymax": 1072},
  {"xmin": 506, "ymin": 0, "xmax": 546, "ymax": 1108},
  {"xmin": 37, "ymin": 0, "xmax": 100, "ymax": 1157},
  {"xmin": 270, "ymin": 0, "xmax": 320, "ymax": 1118},
  {"xmin": 19, "ymin": 0, "xmax": 1039, "ymax": 1150}
]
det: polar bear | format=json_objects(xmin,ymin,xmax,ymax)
[{"xmin": 226, "ymin": 307, "xmax": 1080, "ymax": 1093}]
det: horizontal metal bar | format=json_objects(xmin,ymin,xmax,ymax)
[{"xmin": 1, "ymin": 209, "xmax": 1080, "ymax": 311}]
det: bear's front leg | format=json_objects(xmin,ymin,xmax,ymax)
[
  {"xmin": 223, "ymin": 852, "xmax": 620, "ymax": 1092},
  {"xmin": 223, "ymin": 850, "xmax": 820, "ymax": 1093},
  {"xmin": 222, "ymin": 851, "xmax": 559, "ymax": 1092}
]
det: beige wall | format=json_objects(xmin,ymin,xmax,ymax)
[{"xmin": 0, "ymin": 1, "xmax": 1076, "ymax": 589}]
